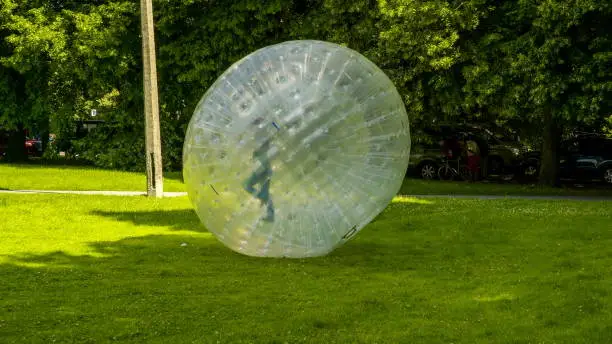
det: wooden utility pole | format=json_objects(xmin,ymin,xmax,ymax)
[{"xmin": 140, "ymin": 0, "xmax": 163, "ymax": 197}]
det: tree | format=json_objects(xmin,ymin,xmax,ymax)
[
  {"xmin": 372, "ymin": 0, "xmax": 493, "ymax": 144},
  {"xmin": 3, "ymin": 0, "xmax": 609, "ymax": 181},
  {"xmin": 458, "ymin": 1, "xmax": 612, "ymax": 185},
  {"xmin": 150, "ymin": 0, "xmax": 298, "ymax": 170},
  {"xmin": 603, "ymin": 115, "xmax": 612, "ymax": 138},
  {"xmin": 2, "ymin": 0, "xmax": 302, "ymax": 170},
  {"xmin": 0, "ymin": 1, "xmax": 139, "ymax": 162},
  {"xmin": 0, "ymin": 0, "xmax": 56, "ymax": 160}
]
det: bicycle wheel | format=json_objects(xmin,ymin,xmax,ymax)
[{"xmin": 438, "ymin": 165, "xmax": 454, "ymax": 180}]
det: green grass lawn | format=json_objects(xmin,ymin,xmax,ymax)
[
  {"xmin": 401, "ymin": 178, "xmax": 612, "ymax": 197},
  {"xmin": 0, "ymin": 163, "xmax": 185, "ymax": 192},
  {"xmin": 2, "ymin": 163, "xmax": 612, "ymax": 197},
  {"xmin": 1, "ymin": 193, "xmax": 611, "ymax": 343}
]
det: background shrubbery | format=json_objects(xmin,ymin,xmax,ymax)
[{"xmin": 1, "ymin": 0, "xmax": 610, "ymax": 183}]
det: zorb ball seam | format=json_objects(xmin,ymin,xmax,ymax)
[{"xmin": 183, "ymin": 40, "xmax": 411, "ymax": 258}]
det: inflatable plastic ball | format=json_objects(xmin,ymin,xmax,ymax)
[{"xmin": 183, "ymin": 40, "xmax": 410, "ymax": 258}]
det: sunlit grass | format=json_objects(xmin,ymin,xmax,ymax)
[
  {"xmin": 1, "ymin": 193, "xmax": 611, "ymax": 343},
  {"xmin": 391, "ymin": 195, "xmax": 435, "ymax": 204},
  {"xmin": 400, "ymin": 178, "xmax": 612, "ymax": 197},
  {"xmin": 0, "ymin": 195, "xmax": 205, "ymax": 267},
  {"xmin": 0, "ymin": 163, "xmax": 185, "ymax": 192},
  {"xmin": 473, "ymin": 293, "xmax": 516, "ymax": 302},
  {"xmin": 2, "ymin": 163, "xmax": 612, "ymax": 198}
]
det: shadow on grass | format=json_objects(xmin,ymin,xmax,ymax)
[
  {"xmin": 3, "ymin": 196, "xmax": 611, "ymax": 343},
  {"xmin": 163, "ymin": 171, "xmax": 184, "ymax": 182},
  {"xmin": 3, "ymin": 190, "xmax": 612, "ymax": 343},
  {"xmin": 91, "ymin": 209, "xmax": 204, "ymax": 232},
  {"xmin": 90, "ymin": 196, "xmax": 432, "ymax": 236},
  {"xmin": 0, "ymin": 196, "xmax": 456, "ymax": 341},
  {"xmin": 400, "ymin": 176, "xmax": 612, "ymax": 197},
  {"xmin": 5, "ymin": 234, "xmax": 231, "ymax": 269},
  {"xmin": 0, "ymin": 228, "xmax": 431, "ymax": 342}
]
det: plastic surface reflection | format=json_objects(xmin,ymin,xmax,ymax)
[{"xmin": 183, "ymin": 40, "xmax": 411, "ymax": 258}]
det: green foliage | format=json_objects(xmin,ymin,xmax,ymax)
[
  {"xmin": 0, "ymin": 1, "xmax": 141, "ymax": 162},
  {"xmin": 604, "ymin": 115, "xmax": 612, "ymax": 138},
  {"xmin": 146, "ymin": 0, "xmax": 297, "ymax": 170},
  {"xmin": 40, "ymin": 139, "xmax": 59, "ymax": 160},
  {"xmin": 458, "ymin": 1, "xmax": 611, "ymax": 184},
  {"xmin": 1, "ymin": 0, "xmax": 610, "ymax": 175},
  {"xmin": 375, "ymin": 0, "xmax": 489, "ymax": 127}
]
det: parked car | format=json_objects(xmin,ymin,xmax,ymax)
[
  {"xmin": 0, "ymin": 132, "xmax": 7, "ymax": 158},
  {"xmin": 407, "ymin": 138, "xmax": 442, "ymax": 179},
  {"xmin": 0, "ymin": 130, "xmax": 44, "ymax": 158},
  {"xmin": 407, "ymin": 124, "xmax": 529, "ymax": 179},
  {"xmin": 524, "ymin": 134, "xmax": 612, "ymax": 184},
  {"xmin": 517, "ymin": 150, "xmax": 541, "ymax": 179},
  {"xmin": 25, "ymin": 136, "xmax": 43, "ymax": 156},
  {"xmin": 479, "ymin": 129, "xmax": 526, "ymax": 176}
]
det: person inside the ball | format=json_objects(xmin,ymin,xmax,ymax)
[{"xmin": 243, "ymin": 117, "xmax": 275, "ymax": 222}]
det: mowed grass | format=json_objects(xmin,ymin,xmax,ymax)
[
  {"xmin": 2, "ymin": 163, "xmax": 612, "ymax": 197},
  {"xmin": 1, "ymin": 193, "xmax": 611, "ymax": 343},
  {"xmin": 0, "ymin": 163, "xmax": 185, "ymax": 192},
  {"xmin": 401, "ymin": 178, "xmax": 612, "ymax": 197}
]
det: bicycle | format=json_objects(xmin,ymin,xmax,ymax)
[{"xmin": 438, "ymin": 156, "xmax": 472, "ymax": 181}]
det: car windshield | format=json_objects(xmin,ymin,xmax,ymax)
[{"xmin": 481, "ymin": 129, "xmax": 501, "ymax": 145}]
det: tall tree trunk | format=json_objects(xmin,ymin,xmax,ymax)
[
  {"xmin": 6, "ymin": 123, "xmax": 27, "ymax": 162},
  {"xmin": 538, "ymin": 110, "xmax": 560, "ymax": 186}
]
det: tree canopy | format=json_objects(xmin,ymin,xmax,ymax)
[{"xmin": 1, "ymin": 0, "xmax": 610, "ymax": 184}]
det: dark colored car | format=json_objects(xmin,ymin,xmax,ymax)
[
  {"xmin": 0, "ymin": 130, "xmax": 44, "ymax": 158},
  {"xmin": 524, "ymin": 134, "xmax": 612, "ymax": 184},
  {"xmin": 407, "ymin": 124, "xmax": 529, "ymax": 179},
  {"xmin": 0, "ymin": 132, "xmax": 7, "ymax": 158},
  {"xmin": 25, "ymin": 137, "xmax": 43, "ymax": 156},
  {"xmin": 480, "ymin": 129, "xmax": 526, "ymax": 176},
  {"xmin": 560, "ymin": 135, "xmax": 612, "ymax": 184},
  {"xmin": 407, "ymin": 138, "xmax": 442, "ymax": 179}
]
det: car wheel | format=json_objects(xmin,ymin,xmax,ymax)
[
  {"xmin": 524, "ymin": 164, "xmax": 538, "ymax": 177},
  {"xmin": 521, "ymin": 163, "xmax": 539, "ymax": 181},
  {"xmin": 603, "ymin": 167, "xmax": 612, "ymax": 184},
  {"xmin": 420, "ymin": 162, "xmax": 437, "ymax": 180}
]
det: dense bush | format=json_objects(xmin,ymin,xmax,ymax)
[{"xmin": 2, "ymin": 0, "xmax": 611, "ymax": 185}]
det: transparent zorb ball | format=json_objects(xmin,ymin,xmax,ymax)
[{"xmin": 183, "ymin": 40, "xmax": 410, "ymax": 258}]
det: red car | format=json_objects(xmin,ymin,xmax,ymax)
[
  {"xmin": 0, "ymin": 131, "xmax": 43, "ymax": 158},
  {"xmin": 25, "ymin": 137, "xmax": 43, "ymax": 156}
]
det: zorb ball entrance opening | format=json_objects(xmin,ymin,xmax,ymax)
[{"xmin": 183, "ymin": 40, "xmax": 411, "ymax": 258}]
